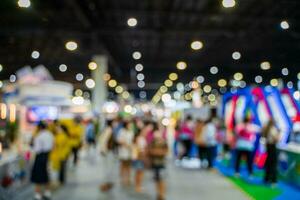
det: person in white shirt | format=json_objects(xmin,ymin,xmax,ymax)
[
  {"xmin": 31, "ymin": 121, "xmax": 54, "ymax": 200},
  {"xmin": 203, "ymin": 118, "xmax": 217, "ymax": 169},
  {"xmin": 117, "ymin": 121, "xmax": 134, "ymax": 186}
]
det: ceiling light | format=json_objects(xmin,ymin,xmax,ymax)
[
  {"xmin": 176, "ymin": 61, "xmax": 187, "ymax": 70},
  {"xmin": 222, "ymin": 0, "xmax": 236, "ymax": 8},
  {"xmin": 18, "ymin": 0, "xmax": 30, "ymax": 8},
  {"xmin": 127, "ymin": 18, "xmax": 138, "ymax": 27},
  {"xmin": 191, "ymin": 41, "xmax": 203, "ymax": 50},
  {"xmin": 88, "ymin": 62, "xmax": 97, "ymax": 70},
  {"xmin": 191, "ymin": 81, "xmax": 199, "ymax": 89},
  {"xmin": 280, "ymin": 20, "xmax": 290, "ymax": 30},
  {"xmin": 232, "ymin": 51, "xmax": 241, "ymax": 60},
  {"xmin": 196, "ymin": 75, "xmax": 205, "ymax": 83},
  {"xmin": 72, "ymin": 96, "xmax": 84, "ymax": 105},
  {"xmin": 76, "ymin": 73, "xmax": 84, "ymax": 81},
  {"xmin": 75, "ymin": 89, "xmax": 83, "ymax": 96},
  {"xmin": 281, "ymin": 68, "xmax": 289, "ymax": 76},
  {"xmin": 103, "ymin": 73, "xmax": 111, "ymax": 81},
  {"xmin": 160, "ymin": 86, "xmax": 168, "ymax": 93},
  {"xmin": 176, "ymin": 83, "xmax": 184, "ymax": 92},
  {"xmin": 137, "ymin": 73, "xmax": 145, "ymax": 81},
  {"xmin": 162, "ymin": 93, "xmax": 171, "ymax": 103},
  {"xmin": 260, "ymin": 61, "xmax": 271, "ymax": 70},
  {"xmin": 31, "ymin": 51, "xmax": 40, "ymax": 59},
  {"xmin": 135, "ymin": 64, "xmax": 143, "ymax": 71},
  {"xmin": 122, "ymin": 91, "xmax": 130, "ymax": 99},
  {"xmin": 0, "ymin": 64, "xmax": 3, "ymax": 72},
  {"xmin": 10, "ymin": 75, "xmax": 16, "ymax": 83},
  {"xmin": 203, "ymin": 85, "xmax": 212, "ymax": 93},
  {"xmin": 255, "ymin": 75, "xmax": 263, "ymax": 83},
  {"xmin": 210, "ymin": 66, "xmax": 218, "ymax": 74},
  {"xmin": 85, "ymin": 79, "xmax": 95, "ymax": 89},
  {"xmin": 270, "ymin": 79, "xmax": 278, "ymax": 87},
  {"xmin": 137, "ymin": 80, "xmax": 145, "ymax": 88},
  {"xmin": 59, "ymin": 64, "xmax": 67, "ymax": 72},
  {"xmin": 234, "ymin": 72, "xmax": 243, "ymax": 81},
  {"xmin": 218, "ymin": 79, "xmax": 227, "ymax": 87},
  {"xmin": 169, "ymin": 73, "xmax": 178, "ymax": 81},
  {"xmin": 287, "ymin": 81, "xmax": 293, "ymax": 89},
  {"xmin": 108, "ymin": 79, "xmax": 117, "ymax": 88},
  {"xmin": 65, "ymin": 41, "xmax": 78, "ymax": 51},
  {"xmin": 164, "ymin": 79, "xmax": 173, "ymax": 87},
  {"xmin": 115, "ymin": 86, "xmax": 124, "ymax": 94},
  {"xmin": 139, "ymin": 91, "xmax": 147, "ymax": 99},
  {"xmin": 132, "ymin": 51, "xmax": 142, "ymax": 60}
]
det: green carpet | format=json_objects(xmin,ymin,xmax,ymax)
[{"xmin": 228, "ymin": 177, "xmax": 282, "ymax": 200}]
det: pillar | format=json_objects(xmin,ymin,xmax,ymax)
[{"xmin": 91, "ymin": 55, "xmax": 107, "ymax": 113}]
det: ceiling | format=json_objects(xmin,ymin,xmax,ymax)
[{"xmin": 0, "ymin": 0, "xmax": 300, "ymax": 98}]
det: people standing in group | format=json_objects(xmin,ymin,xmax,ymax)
[
  {"xmin": 203, "ymin": 117, "xmax": 218, "ymax": 169},
  {"xmin": 177, "ymin": 115, "xmax": 194, "ymax": 159},
  {"xmin": 262, "ymin": 119, "xmax": 280, "ymax": 186},
  {"xmin": 99, "ymin": 120, "xmax": 115, "ymax": 192},
  {"xmin": 69, "ymin": 116, "xmax": 84, "ymax": 167},
  {"xmin": 132, "ymin": 125, "xmax": 148, "ymax": 193},
  {"xmin": 149, "ymin": 123, "xmax": 168, "ymax": 200},
  {"xmin": 117, "ymin": 120, "xmax": 134, "ymax": 186},
  {"xmin": 31, "ymin": 121, "xmax": 54, "ymax": 200},
  {"xmin": 234, "ymin": 117, "xmax": 260, "ymax": 177}
]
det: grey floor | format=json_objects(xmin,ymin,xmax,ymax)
[
  {"xmin": 16, "ymin": 155, "xmax": 249, "ymax": 200},
  {"xmin": 55, "ymin": 155, "xmax": 248, "ymax": 200}
]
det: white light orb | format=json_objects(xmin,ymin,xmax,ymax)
[
  {"xmin": 232, "ymin": 51, "xmax": 241, "ymax": 60},
  {"xmin": 65, "ymin": 41, "xmax": 78, "ymax": 51},
  {"xmin": 191, "ymin": 41, "xmax": 204, "ymax": 50},
  {"xmin": 210, "ymin": 66, "xmax": 218, "ymax": 74},
  {"xmin": 287, "ymin": 81, "xmax": 293, "ymax": 89},
  {"xmin": 85, "ymin": 79, "xmax": 95, "ymax": 89},
  {"xmin": 255, "ymin": 75, "xmax": 263, "ymax": 84},
  {"xmin": 137, "ymin": 73, "xmax": 145, "ymax": 81},
  {"xmin": 139, "ymin": 91, "xmax": 147, "ymax": 99},
  {"xmin": 280, "ymin": 21, "xmax": 290, "ymax": 30},
  {"xmin": 176, "ymin": 61, "xmax": 187, "ymax": 70},
  {"xmin": 31, "ymin": 50, "xmax": 40, "ymax": 59},
  {"xmin": 135, "ymin": 64, "xmax": 143, "ymax": 71},
  {"xmin": 137, "ymin": 80, "xmax": 145, "ymax": 88},
  {"xmin": 18, "ymin": 0, "xmax": 30, "ymax": 8},
  {"xmin": 222, "ymin": 0, "xmax": 236, "ymax": 8},
  {"xmin": 10, "ymin": 75, "xmax": 16, "ymax": 83},
  {"xmin": 162, "ymin": 93, "xmax": 171, "ymax": 103},
  {"xmin": 72, "ymin": 96, "xmax": 84, "ymax": 105},
  {"xmin": 127, "ymin": 18, "xmax": 138, "ymax": 27},
  {"xmin": 196, "ymin": 75, "xmax": 205, "ymax": 83},
  {"xmin": 76, "ymin": 73, "xmax": 84, "ymax": 81},
  {"xmin": 261, "ymin": 61, "xmax": 271, "ymax": 70},
  {"xmin": 282, "ymin": 68, "xmax": 289, "ymax": 76},
  {"xmin": 132, "ymin": 51, "xmax": 142, "ymax": 60}
]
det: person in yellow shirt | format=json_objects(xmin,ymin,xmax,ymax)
[{"xmin": 69, "ymin": 116, "xmax": 84, "ymax": 166}]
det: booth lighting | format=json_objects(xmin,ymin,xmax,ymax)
[
  {"xmin": 132, "ymin": 51, "xmax": 142, "ymax": 60},
  {"xmin": 191, "ymin": 41, "xmax": 203, "ymax": 50},
  {"xmin": 108, "ymin": 79, "xmax": 117, "ymax": 88},
  {"xmin": 137, "ymin": 73, "xmax": 145, "ymax": 81},
  {"xmin": 222, "ymin": 0, "xmax": 236, "ymax": 8},
  {"xmin": 160, "ymin": 86, "xmax": 168, "ymax": 93},
  {"xmin": 169, "ymin": 73, "xmax": 178, "ymax": 81},
  {"xmin": 218, "ymin": 79, "xmax": 227, "ymax": 87},
  {"xmin": 255, "ymin": 75, "xmax": 263, "ymax": 83},
  {"xmin": 280, "ymin": 20, "xmax": 290, "ymax": 30},
  {"xmin": 203, "ymin": 85, "xmax": 212, "ymax": 93},
  {"xmin": 138, "ymin": 80, "xmax": 145, "ymax": 88},
  {"xmin": 232, "ymin": 51, "xmax": 241, "ymax": 60},
  {"xmin": 176, "ymin": 61, "xmax": 187, "ymax": 70},
  {"xmin": 176, "ymin": 83, "xmax": 184, "ymax": 92},
  {"xmin": 115, "ymin": 86, "xmax": 124, "ymax": 94},
  {"xmin": 196, "ymin": 75, "xmax": 205, "ymax": 83},
  {"xmin": 124, "ymin": 105, "xmax": 133, "ymax": 113},
  {"xmin": 164, "ymin": 79, "xmax": 173, "ymax": 87},
  {"xmin": 261, "ymin": 61, "xmax": 271, "ymax": 70},
  {"xmin": 103, "ymin": 73, "xmax": 111, "ymax": 81},
  {"xmin": 162, "ymin": 93, "xmax": 171, "ymax": 103},
  {"xmin": 10, "ymin": 75, "xmax": 16, "ymax": 83},
  {"xmin": 65, "ymin": 41, "xmax": 78, "ymax": 51},
  {"xmin": 0, "ymin": 64, "xmax": 3, "ymax": 72},
  {"xmin": 31, "ymin": 51, "xmax": 40, "ymax": 59},
  {"xmin": 234, "ymin": 72, "xmax": 243, "ymax": 81},
  {"xmin": 127, "ymin": 18, "xmax": 138, "ymax": 27},
  {"xmin": 1, "ymin": 104, "xmax": 7, "ymax": 120},
  {"xmin": 88, "ymin": 62, "xmax": 98, "ymax": 70},
  {"xmin": 18, "ymin": 0, "xmax": 31, "ymax": 8},
  {"xmin": 210, "ymin": 66, "xmax": 218, "ymax": 74},
  {"xmin": 85, "ymin": 79, "xmax": 95, "ymax": 89},
  {"xmin": 75, "ymin": 89, "xmax": 83, "ymax": 96},
  {"xmin": 76, "ymin": 73, "xmax": 84, "ymax": 81},
  {"xmin": 281, "ymin": 68, "xmax": 289, "ymax": 76},
  {"xmin": 270, "ymin": 78, "xmax": 279, "ymax": 87},
  {"xmin": 72, "ymin": 96, "xmax": 84, "ymax": 105},
  {"xmin": 122, "ymin": 91, "xmax": 130, "ymax": 99},
  {"xmin": 135, "ymin": 64, "xmax": 144, "ymax": 71},
  {"xmin": 191, "ymin": 81, "xmax": 199, "ymax": 89},
  {"xmin": 9, "ymin": 104, "xmax": 16, "ymax": 123},
  {"xmin": 59, "ymin": 64, "xmax": 67, "ymax": 72}
]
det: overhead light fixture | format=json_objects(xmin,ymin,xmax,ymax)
[
  {"xmin": 59, "ymin": 64, "xmax": 67, "ymax": 72},
  {"xmin": 76, "ymin": 73, "xmax": 84, "ymax": 81},
  {"xmin": 0, "ymin": 64, "xmax": 3, "ymax": 72},
  {"xmin": 232, "ymin": 51, "xmax": 241, "ymax": 60},
  {"xmin": 88, "ymin": 62, "xmax": 97, "ymax": 70},
  {"xmin": 127, "ymin": 18, "xmax": 138, "ymax": 27},
  {"xmin": 31, "ymin": 50, "xmax": 40, "ymax": 59},
  {"xmin": 132, "ymin": 51, "xmax": 142, "ymax": 60},
  {"xmin": 176, "ymin": 61, "xmax": 187, "ymax": 70},
  {"xmin": 280, "ymin": 20, "xmax": 289, "ymax": 30},
  {"xmin": 18, "ymin": 0, "xmax": 31, "ymax": 8},
  {"xmin": 281, "ymin": 68, "xmax": 289, "ymax": 76},
  {"xmin": 10, "ymin": 75, "xmax": 17, "ymax": 83},
  {"xmin": 137, "ymin": 73, "xmax": 145, "ymax": 81},
  {"xmin": 260, "ymin": 61, "xmax": 271, "ymax": 70},
  {"xmin": 218, "ymin": 79, "xmax": 227, "ymax": 87},
  {"xmin": 65, "ymin": 41, "xmax": 78, "ymax": 51},
  {"xmin": 210, "ymin": 66, "xmax": 218, "ymax": 74},
  {"xmin": 191, "ymin": 41, "xmax": 203, "ymax": 50},
  {"xmin": 135, "ymin": 64, "xmax": 143, "ymax": 71},
  {"xmin": 108, "ymin": 79, "xmax": 117, "ymax": 88},
  {"xmin": 85, "ymin": 79, "xmax": 95, "ymax": 89},
  {"xmin": 137, "ymin": 80, "xmax": 145, "ymax": 88},
  {"xmin": 255, "ymin": 75, "xmax": 263, "ymax": 83},
  {"xmin": 233, "ymin": 72, "xmax": 243, "ymax": 81},
  {"xmin": 222, "ymin": 0, "xmax": 236, "ymax": 8}
]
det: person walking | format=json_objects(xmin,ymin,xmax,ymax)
[
  {"xmin": 31, "ymin": 121, "xmax": 54, "ymax": 200},
  {"xmin": 262, "ymin": 119, "xmax": 280, "ymax": 186}
]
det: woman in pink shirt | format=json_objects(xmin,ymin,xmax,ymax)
[{"xmin": 177, "ymin": 116, "xmax": 194, "ymax": 159}]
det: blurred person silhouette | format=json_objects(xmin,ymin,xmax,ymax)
[
  {"xmin": 85, "ymin": 118, "xmax": 96, "ymax": 147},
  {"xmin": 177, "ymin": 115, "xmax": 194, "ymax": 160},
  {"xmin": 234, "ymin": 117, "xmax": 260, "ymax": 177},
  {"xmin": 194, "ymin": 119, "xmax": 207, "ymax": 167},
  {"xmin": 148, "ymin": 123, "xmax": 168, "ymax": 200},
  {"xmin": 31, "ymin": 121, "xmax": 54, "ymax": 200},
  {"xmin": 99, "ymin": 120, "xmax": 115, "ymax": 192},
  {"xmin": 69, "ymin": 116, "xmax": 84, "ymax": 166},
  {"xmin": 203, "ymin": 117, "xmax": 218, "ymax": 169},
  {"xmin": 117, "ymin": 120, "xmax": 134, "ymax": 186},
  {"xmin": 59, "ymin": 124, "xmax": 71, "ymax": 184},
  {"xmin": 262, "ymin": 119, "xmax": 280, "ymax": 186}
]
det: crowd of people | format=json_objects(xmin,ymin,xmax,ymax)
[{"xmin": 29, "ymin": 113, "xmax": 281, "ymax": 200}]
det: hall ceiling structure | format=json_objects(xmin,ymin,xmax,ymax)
[{"xmin": 0, "ymin": 0, "xmax": 300, "ymax": 98}]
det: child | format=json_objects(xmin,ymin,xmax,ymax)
[{"xmin": 149, "ymin": 125, "xmax": 168, "ymax": 200}]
